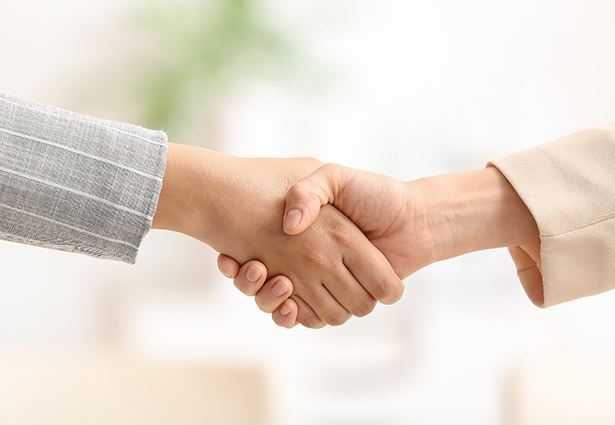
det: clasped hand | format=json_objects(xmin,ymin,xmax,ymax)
[
  {"xmin": 218, "ymin": 163, "xmax": 438, "ymax": 328},
  {"xmin": 154, "ymin": 144, "xmax": 406, "ymax": 328},
  {"xmin": 155, "ymin": 143, "xmax": 540, "ymax": 329}
]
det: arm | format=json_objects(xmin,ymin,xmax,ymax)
[
  {"xmin": 0, "ymin": 93, "xmax": 167, "ymax": 263},
  {"xmin": 0, "ymin": 93, "xmax": 403, "ymax": 328},
  {"xmin": 490, "ymin": 123, "xmax": 615, "ymax": 306}
]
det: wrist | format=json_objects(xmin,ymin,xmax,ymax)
[
  {"xmin": 409, "ymin": 167, "xmax": 539, "ymax": 263},
  {"xmin": 152, "ymin": 143, "xmax": 230, "ymax": 244}
]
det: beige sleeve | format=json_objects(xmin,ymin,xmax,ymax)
[{"xmin": 488, "ymin": 123, "xmax": 615, "ymax": 307}]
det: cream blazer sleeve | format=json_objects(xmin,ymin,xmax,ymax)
[{"xmin": 489, "ymin": 123, "xmax": 615, "ymax": 307}]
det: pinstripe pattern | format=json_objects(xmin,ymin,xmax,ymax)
[
  {"xmin": 0, "ymin": 127, "xmax": 162, "ymax": 181},
  {"xmin": 0, "ymin": 93, "xmax": 168, "ymax": 263},
  {"xmin": 0, "ymin": 202, "xmax": 139, "ymax": 250},
  {"xmin": 0, "ymin": 96, "xmax": 166, "ymax": 146}
]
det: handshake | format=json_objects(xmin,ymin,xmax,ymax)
[{"xmin": 153, "ymin": 143, "xmax": 541, "ymax": 329}]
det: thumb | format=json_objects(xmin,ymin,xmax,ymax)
[{"xmin": 283, "ymin": 163, "xmax": 347, "ymax": 235}]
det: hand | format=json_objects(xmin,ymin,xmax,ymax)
[
  {"xmin": 218, "ymin": 164, "xmax": 423, "ymax": 328},
  {"xmin": 153, "ymin": 144, "xmax": 403, "ymax": 328},
  {"xmin": 219, "ymin": 163, "xmax": 541, "ymax": 326}
]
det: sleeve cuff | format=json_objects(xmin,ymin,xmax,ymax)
[
  {"xmin": 488, "ymin": 124, "xmax": 615, "ymax": 306},
  {"xmin": 0, "ymin": 93, "xmax": 169, "ymax": 264}
]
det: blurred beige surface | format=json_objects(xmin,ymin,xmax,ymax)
[
  {"xmin": 0, "ymin": 352, "xmax": 267, "ymax": 425},
  {"xmin": 508, "ymin": 357, "xmax": 615, "ymax": 425}
]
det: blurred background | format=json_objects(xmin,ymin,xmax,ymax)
[{"xmin": 1, "ymin": 0, "xmax": 615, "ymax": 423}]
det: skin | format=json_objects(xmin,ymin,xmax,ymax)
[
  {"xmin": 152, "ymin": 143, "xmax": 404, "ymax": 328},
  {"xmin": 218, "ymin": 164, "xmax": 541, "ymax": 328}
]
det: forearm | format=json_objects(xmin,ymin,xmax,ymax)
[{"xmin": 411, "ymin": 167, "xmax": 539, "ymax": 263}]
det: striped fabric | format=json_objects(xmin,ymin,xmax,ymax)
[{"xmin": 0, "ymin": 93, "xmax": 168, "ymax": 263}]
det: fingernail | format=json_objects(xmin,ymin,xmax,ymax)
[
  {"xmin": 245, "ymin": 266, "xmax": 261, "ymax": 282},
  {"xmin": 280, "ymin": 304, "xmax": 291, "ymax": 316},
  {"xmin": 284, "ymin": 208, "xmax": 302, "ymax": 230},
  {"xmin": 271, "ymin": 281, "xmax": 287, "ymax": 297},
  {"xmin": 219, "ymin": 265, "xmax": 233, "ymax": 278}
]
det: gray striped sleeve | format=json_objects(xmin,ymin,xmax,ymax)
[{"xmin": 0, "ymin": 93, "xmax": 168, "ymax": 264}]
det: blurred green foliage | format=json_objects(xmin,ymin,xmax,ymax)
[{"xmin": 134, "ymin": 0, "xmax": 299, "ymax": 131}]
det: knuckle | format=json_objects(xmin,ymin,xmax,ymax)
[
  {"xmin": 324, "ymin": 310, "xmax": 351, "ymax": 327},
  {"xmin": 369, "ymin": 278, "xmax": 386, "ymax": 300},
  {"xmin": 327, "ymin": 218, "xmax": 352, "ymax": 246},
  {"xmin": 352, "ymin": 298, "xmax": 377, "ymax": 317},
  {"xmin": 378, "ymin": 278, "xmax": 404, "ymax": 304},
  {"xmin": 370, "ymin": 276, "xmax": 394, "ymax": 301},
  {"xmin": 330, "ymin": 227, "xmax": 352, "ymax": 247},
  {"xmin": 301, "ymin": 315, "xmax": 324, "ymax": 329},
  {"xmin": 305, "ymin": 247, "xmax": 331, "ymax": 269}
]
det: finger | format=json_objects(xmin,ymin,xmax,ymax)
[
  {"xmin": 508, "ymin": 246, "xmax": 544, "ymax": 306},
  {"xmin": 255, "ymin": 275, "xmax": 293, "ymax": 313},
  {"xmin": 292, "ymin": 294, "xmax": 326, "ymax": 329},
  {"xmin": 300, "ymin": 284, "xmax": 351, "ymax": 327},
  {"xmin": 323, "ymin": 266, "xmax": 377, "ymax": 318},
  {"xmin": 233, "ymin": 260, "xmax": 268, "ymax": 296},
  {"xmin": 521, "ymin": 242, "xmax": 541, "ymax": 268},
  {"xmin": 272, "ymin": 299, "xmax": 299, "ymax": 328},
  {"xmin": 283, "ymin": 164, "xmax": 353, "ymax": 235},
  {"xmin": 343, "ymin": 237, "xmax": 404, "ymax": 305},
  {"xmin": 217, "ymin": 254, "xmax": 241, "ymax": 278}
]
